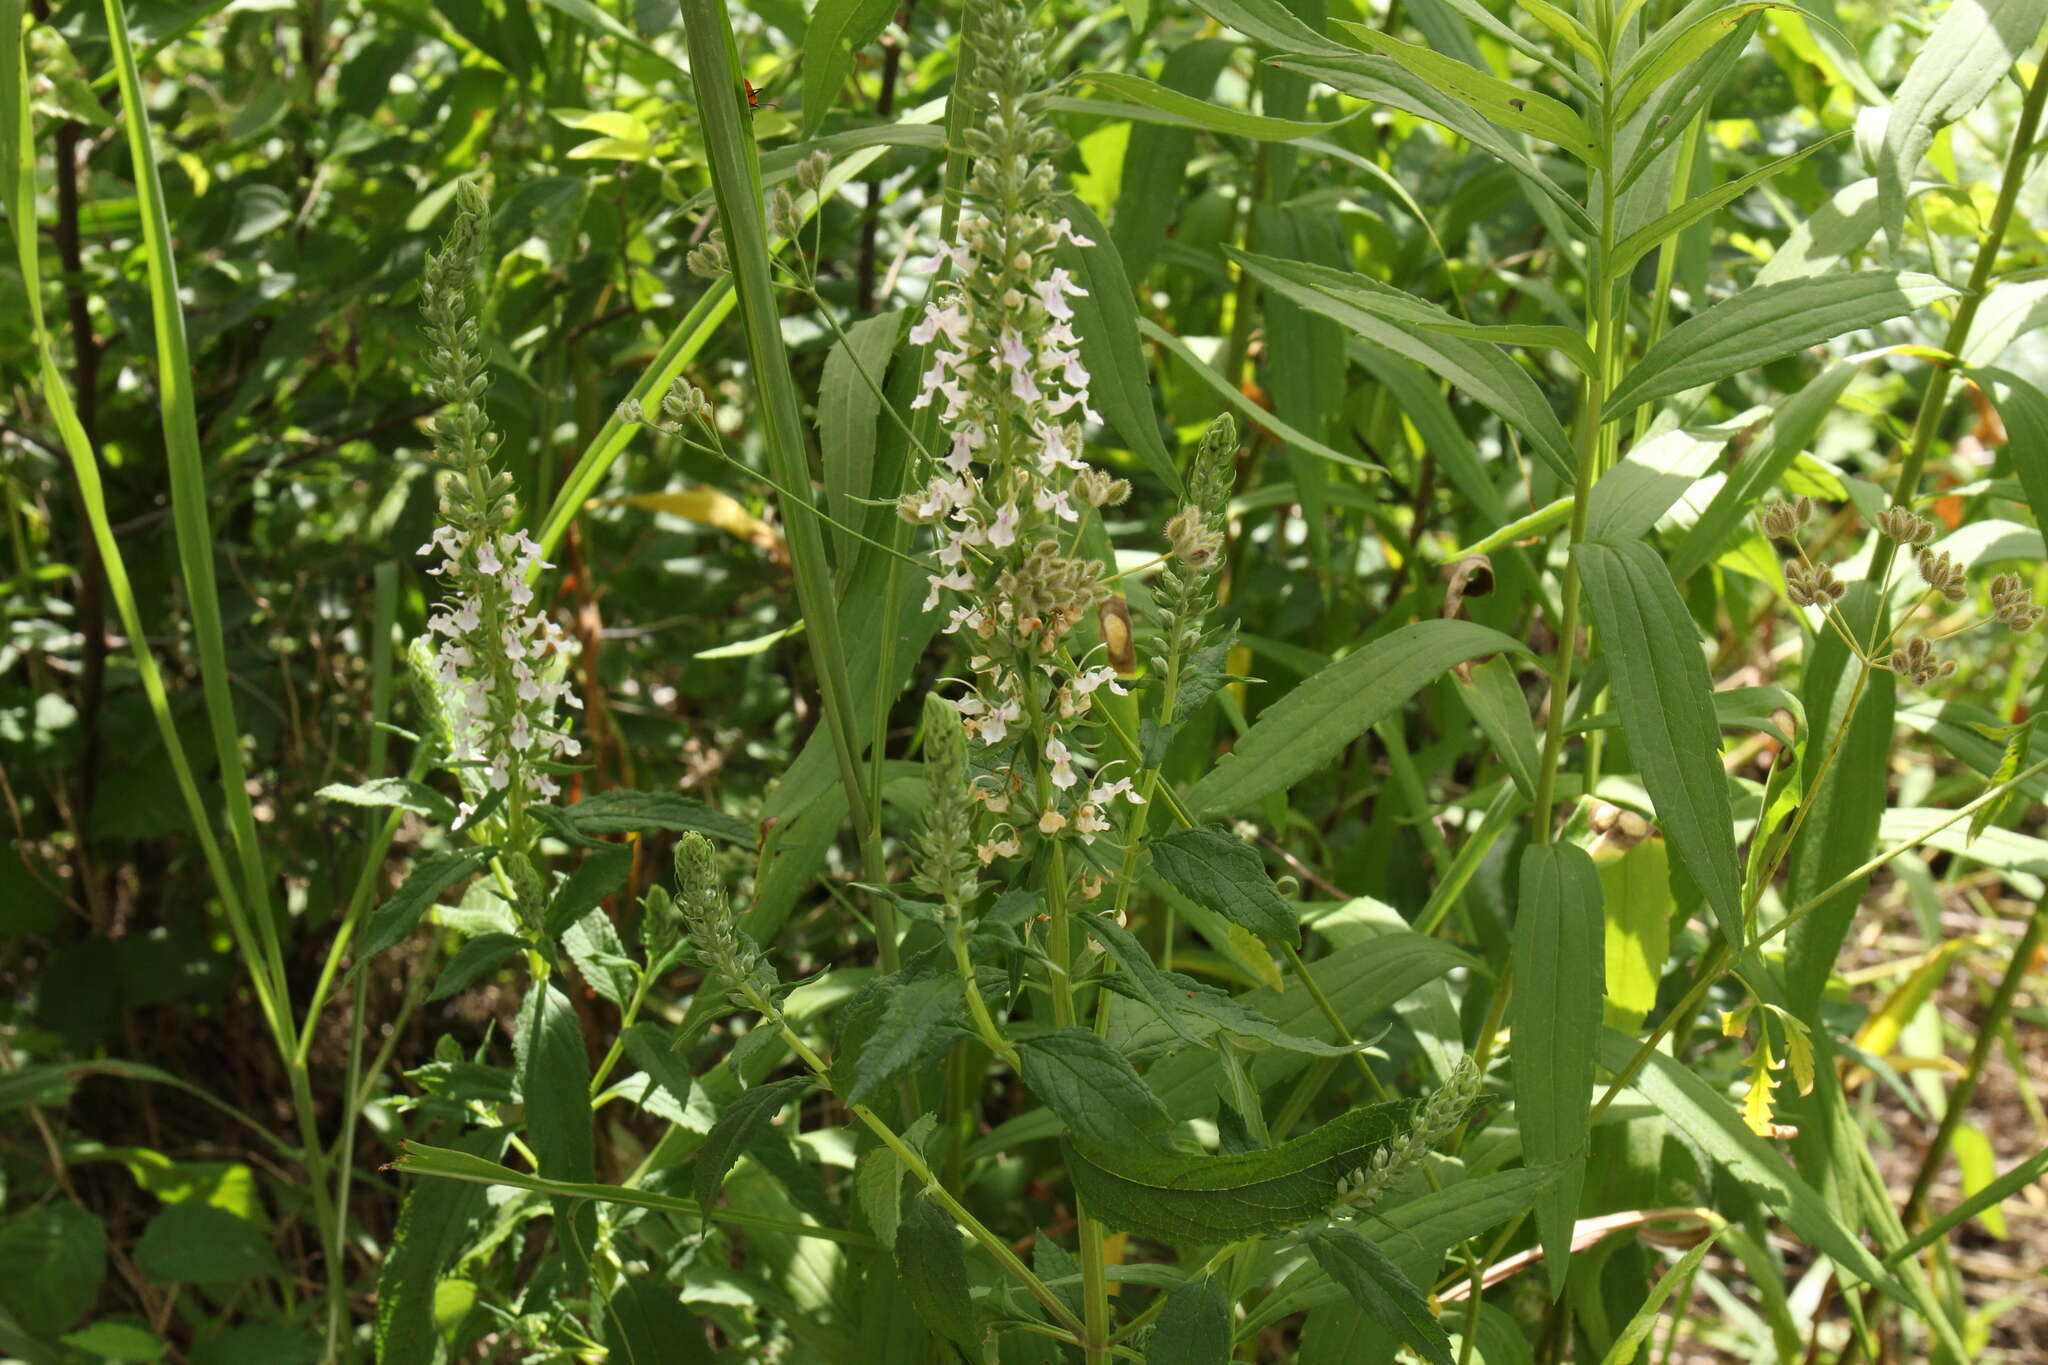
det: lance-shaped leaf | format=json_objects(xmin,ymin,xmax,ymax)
[
  {"xmin": 1056, "ymin": 197, "xmax": 1179, "ymax": 491},
  {"xmin": 1189, "ymin": 618, "xmax": 1529, "ymax": 817},
  {"xmin": 529, "ymin": 789, "xmax": 753, "ymax": 845},
  {"xmin": 1614, "ymin": 0, "xmax": 1791, "ymax": 120},
  {"xmin": 1979, "ymin": 368, "xmax": 2048, "ymax": 538},
  {"xmin": 1149, "ymin": 826, "xmax": 1298, "ymax": 943},
  {"xmin": 354, "ymin": 848, "xmax": 493, "ymax": 965},
  {"xmin": 1018, "ymin": 1028, "xmax": 1178, "ymax": 1154},
  {"xmin": 1270, "ymin": 55, "xmax": 1595, "ymax": 238},
  {"xmin": 1065, "ymin": 72, "xmax": 1364, "ymax": 141},
  {"xmin": 1878, "ymin": 0, "xmax": 2048, "ymax": 245},
  {"xmin": 1305, "ymin": 1224, "xmax": 1455, "ymax": 1365},
  {"xmin": 1063, "ymin": 1100, "xmax": 1418, "ymax": 1243},
  {"xmin": 1332, "ymin": 21, "xmax": 1599, "ymax": 164},
  {"xmin": 1608, "ymin": 132, "xmax": 1847, "ymax": 274},
  {"xmin": 1190, "ymin": 0, "xmax": 1354, "ymax": 54},
  {"xmin": 1602, "ymin": 272, "xmax": 1956, "ymax": 418},
  {"xmin": 1575, "ymin": 540, "xmax": 1743, "ymax": 941},
  {"xmin": 1229, "ymin": 249, "xmax": 1577, "ymax": 481},
  {"xmin": 1596, "ymin": 1030, "xmax": 1906, "ymax": 1301},
  {"xmin": 1509, "ymin": 843, "xmax": 1604, "ymax": 1293}
]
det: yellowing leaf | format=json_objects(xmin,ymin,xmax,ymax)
[
  {"xmin": 1741, "ymin": 1038, "xmax": 1781, "ymax": 1138},
  {"xmin": 1598, "ymin": 837, "xmax": 1674, "ymax": 1032},
  {"xmin": 567, "ymin": 137, "xmax": 656, "ymax": 163},
  {"xmin": 607, "ymin": 487, "xmax": 780, "ymax": 551},
  {"xmin": 1853, "ymin": 937, "xmax": 1970, "ymax": 1063},
  {"xmin": 549, "ymin": 108, "xmax": 653, "ymax": 142}
]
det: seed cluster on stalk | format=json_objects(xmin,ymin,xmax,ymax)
[
  {"xmin": 414, "ymin": 182, "xmax": 582, "ymax": 828},
  {"xmin": 896, "ymin": 2, "xmax": 1141, "ymax": 859}
]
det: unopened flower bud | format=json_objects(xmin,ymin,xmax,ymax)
[
  {"xmin": 1915, "ymin": 549, "xmax": 1968, "ymax": 604},
  {"xmin": 1784, "ymin": 560, "xmax": 1845, "ymax": 608},
  {"xmin": 1760, "ymin": 497, "xmax": 1814, "ymax": 543},
  {"xmin": 687, "ymin": 234, "xmax": 728, "ymax": 280},
  {"xmin": 1884, "ymin": 636, "xmax": 1956, "ymax": 687},
  {"xmin": 1876, "ymin": 505, "xmax": 1935, "ymax": 547},
  {"xmin": 795, "ymin": 150, "xmax": 831, "ymax": 192}
]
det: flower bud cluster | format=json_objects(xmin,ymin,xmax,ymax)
[
  {"xmin": 1876, "ymin": 506, "xmax": 1935, "ymax": 547},
  {"xmin": 1148, "ymin": 415, "xmax": 1237, "ymax": 684},
  {"xmin": 1884, "ymin": 636, "xmax": 1957, "ymax": 687},
  {"xmin": 416, "ymin": 183, "xmax": 582, "ymax": 827},
  {"xmin": 896, "ymin": 1, "xmax": 1144, "ymax": 852},
  {"xmin": 1760, "ymin": 498, "xmax": 1813, "ymax": 542},
  {"xmin": 687, "ymin": 231, "xmax": 728, "ymax": 280},
  {"xmin": 675, "ymin": 833, "xmax": 768, "ymax": 999},
  {"xmin": 915, "ymin": 693, "xmax": 981, "ymax": 908},
  {"xmin": 1333, "ymin": 1059, "xmax": 1480, "ymax": 1213},
  {"xmin": 1783, "ymin": 560, "xmax": 1845, "ymax": 609},
  {"xmin": 1915, "ymin": 549, "xmax": 1968, "ymax": 604},
  {"xmin": 1990, "ymin": 573, "xmax": 2043, "ymax": 632},
  {"xmin": 618, "ymin": 376, "xmax": 715, "ymax": 436}
]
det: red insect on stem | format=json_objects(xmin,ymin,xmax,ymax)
[{"xmin": 744, "ymin": 79, "xmax": 775, "ymax": 113}]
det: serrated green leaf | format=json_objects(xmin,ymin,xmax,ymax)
[
  {"xmin": 1510, "ymin": 843, "xmax": 1603, "ymax": 1294},
  {"xmin": 847, "ymin": 972, "xmax": 970, "ymax": 1104},
  {"xmin": 694, "ymin": 1076, "xmax": 811, "ymax": 1217},
  {"xmin": 314, "ymin": 777, "xmax": 457, "ymax": 823},
  {"xmin": 619, "ymin": 1021, "xmax": 695, "ymax": 1113},
  {"xmin": 1189, "ymin": 619, "xmax": 1528, "ymax": 817},
  {"xmin": 530, "ymin": 790, "xmax": 753, "ymax": 846},
  {"xmin": 1063, "ymin": 1101, "xmax": 1417, "ymax": 1243},
  {"xmin": 1304, "ymin": 1224, "xmax": 1455, "ymax": 1365},
  {"xmin": 354, "ymin": 848, "xmax": 493, "ymax": 965},
  {"xmin": 516, "ymin": 982, "xmax": 596, "ymax": 1281},
  {"xmin": 1603, "ymin": 272, "xmax": 1955, "ymax": 418},
  {"xmin": 1148, "ymin": 827, "xmax": 1297, "ymax": 943},
  {"xmin": 0, "ymin": 1201, "xmax": 103, "ymax": 1334},
  {"xmin": 1018, "ymin": 1028, "xmax": 1177, "ymax": 1153},
  {"xmin": 1147, "ymin": 1274, "xmax": 1231, "ymax": 1364},
  {"xmin": 562, "ymin": 907, "xmax": 634, "ymax": 1006},
  {"xmin": 896, "ymin": 1193, "xmax": 979, "ymax": 1352},
  {"xmin": 376, "ymin": 1128, "xmax": 508, "ymax": 1364},
  {"xmin": 1575, "ymin": 540, "xmax": 1743, "ymax": 942}
]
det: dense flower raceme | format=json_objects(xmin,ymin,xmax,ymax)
[
  {"xmin": 897, "ymin": 4, "xmax": 1140, "ymax": 858},
  {"xmin": 414, "ymin": 182, "xmax": 582, "ymax": 828},
  {"xmin": 417, "ymin": 524, "xmax": 582, "ymax": 822}
]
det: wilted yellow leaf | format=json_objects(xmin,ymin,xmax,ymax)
[{"xmin": 606, "ymin": 487, "xmax": 781, "ymax": 553}]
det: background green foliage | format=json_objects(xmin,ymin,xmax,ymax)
[{"xmin": 4, "ymin": 0, "xmax": 2048, "ymax": 1360}]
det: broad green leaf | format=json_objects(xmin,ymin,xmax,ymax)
[
  {"xmin": 1332, "ymin": 22, "xmax": 1599, "ymax": 164},
  {"xmin": 1057, "ymin": 197, "xmax": 1180, "ymax": 491},
  {"xmin": 1584, "ymin": 420, "xmax": 1734, "ymax": 544},
  {"xmin": 1510, "ymin": 843, "xmax": 1603, "ymax": 1292},
  {"xmin": 1084, "ymin": 913, "xmax": 1210, "ymax": 1048},
  {"xmin": 1598, "ymin": 838, "xmax": 1674, "ymax": 1031},
  {"xmin": 1597, "ymin": 1225, "xmax": 1726, "ymax": 1364},
  {"xmin": 801, "ymin": 0, "xmax": 895, "ymax": 137},
  {"xmin": 1602, "ymin": 272, "xmax": 1956, "ymax": 418},
  {"xmin": 353, "ymin": 848, "xmax": 493, "ymax": 964},
  {"xmin": 516, "ymin": 982, "xmax": 596, "ymax": 1279},
  {"xmin": 1303, "ymin": 1224, "xmax": 1455, "ymax": 1365},
  {"xmin": 562, "ymin": 907, "xmax": 634, "ymax": 1007},
  {"xmin": 58, "ymin": 1322, "xmax": 162, "ymax": 1363},
  {"xmin": 896, "ymin": 1193, "xmax": 979, "ymax": 1352},
  {"xmin": 1615, "ymin": 1, "xmax": 1790, "ymax": 119},
  {"xmin": 1575, "ymin": 541, "xmax": 1742, "ymax": 941},
  {"xmin": 1878, "ymin": 0, "xmax": 2048, "ymax": 245},
  {"xmin": 135, "ymin": 1205, "xmax": 278, "ymax": 1284},
  {"xmin": 0, "ymin": 1201, "xmax": 103, "ymax": 1335},
  {"xmin": 314, "ymin": 777, "xmax": 457, "ymax": 824},
  {"xmin": 1959, "ymin": 278, "xmax": 2048, "ymax": 367},
  {"xmin": 1456, "ymin": 657, "xmax": 1541, "ymax": 802},
  {"xmin": 1609, "ymin": 133, "xmax": 1846, "ymax": 274},
  {"xmin": 376, "ymin": 1128, "xmax": 508, "ymax": 1364},
  {"xmin": 1189, "ymin": 618, "xmax": 1528, "ymax": 817},
  {"xmin": 1596, "ymin": 1030, "xmax": 1905, "ymax": 1300},
  {"xmin": 855, "ymin": 1113, "xmax": 936, "ymax": 1251},
  {"xmin": 1148, "ymin": 1275, "xmax": 1231, "ymax": 1364},
  {"xmin": 1269, "ymin": 56, "xmax": 1595, "ymax": 239},
  {"xmin": 819, "ymin": 309, "xmax": 905, "ymax": 561},
  {"xmin": 1149, "ymin": 826, "xmax": 1298, "ymax": 942},
  {"xmin": 1066, "ymin": 72, "xmax": 1363, "ymax": 140},
  {"xmin": 1064, "ymin": 1101, "xmax": 1417, "ymax": 1242},
  {"xmin": 529, "ymin": 790, "xmax": 753, "ymax": 845},
  {"xmin": 1113, "ymin": 40, "xmax": 1236, "ymax": 279},
  {"xmin": 605, "ymin": 1279, "xmax": 715, "ymax": 1364},
  {"xmin": 541, "ymin": 845, "xmax": 631, "ymax": 940},
  {"xmin": 1229, "ymin": 249, "xmax": 1576, "ymax": 483},
  {"xmin": 1017, "ymin": 1028, "xmax": 1177, "ymax": 1154},
  {"xmin": 1613, "ymin": 17, "xmax": 1760, "ymax": 194}
]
